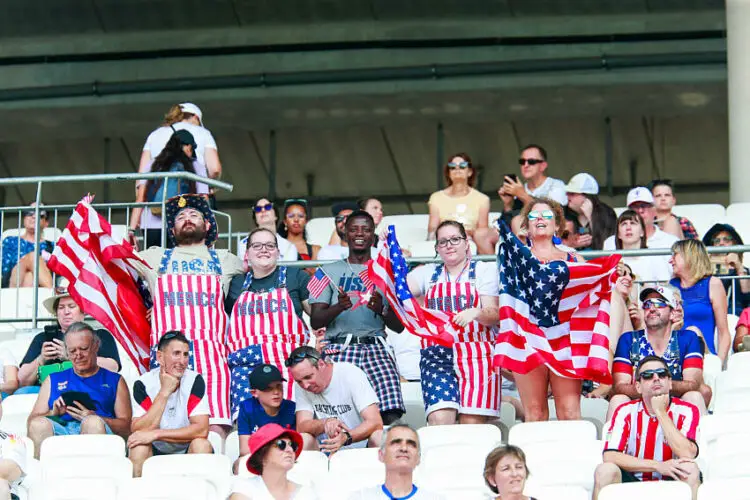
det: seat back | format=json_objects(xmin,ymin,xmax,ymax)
[
  {"xmin": 418, "ymin": 424, "xmax": 503, "ymax": 453},
  {"xmin": 306, "ymin": 217, "xmax": 335, "ymax": 247},
  {"xmin": 40, "ymin": 456, "xmax": 133, "ymax": 482},
  {"xmin": 141, "ymin": 454, "xmax": 232, "ymax": 498},
  {"xmin": 508, "ymin": 420, "xmax": 597, "ymax": 447},
  {"xmin": 117, "ymin": 476, "xmax": 217, "ymax": 500},
  {"xmin": 1, "ymin": 394, "xmax": 38, "ymax": 415},
  {"xmin": 671, "ymin": 204, "xmax": 726, "ymax": 239},
  {"xmin": 328, "ymin": 447, "xmax": 382, "ymax": 482},
  {"xmin": 400, "ymin": 382, "xmax": 426, "ymax": 430},
  {"xmin": 40, "ymin": 435, "xmax": 126, "ymax": 462},
  {"xmin": 28, "ymin": 478, "xmax": 118, "ymax": 500},
  {"xmin": 698, "ymin": 478, "xmax": 750, "ymax": 500}
]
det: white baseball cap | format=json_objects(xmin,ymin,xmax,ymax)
[
  {"xmin": 179, "ymin": 103, "xmax": 204, "ymax": 125},
  {"xmin": 640, "ymin": 285, "xmax": 677, "ymax": 309},
  {"xmin": 626, "ymin": 186, "xmax": 654, "ymax": 207},
  {"xmin": 564, "ymin": 173, "xmax": 599, "ymax": 195}
]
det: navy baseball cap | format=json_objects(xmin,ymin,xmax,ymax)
[{"xmin": 249, "ymin": 364, "xmax": 286, "ymax": 390}]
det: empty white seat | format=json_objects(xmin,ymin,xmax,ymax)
[
  {"xmin": 306, "ymin": 217, "xmax": 335, "ymax": 247},
  {"xmin": 40, "ymin": 435, "xmax": 126, "ymax": 462},
  {"xmin": 117, "ymin": 476, "xmax": 218, "ymax": 500},
  {"xmin": 698, "ymin": 478, "xmax": 750, "ymax": 499},
  {"xmin": 315, "ymin": 474, "xmax": 381, "ymax": 500},
  {"xmin": 224, "ymin": 430, "xmax": 239, "ymax": 463},
  {"xmin": 508, "ymin": 420, "xmax": 597, "ymax": 447},
  {"xmin": 671, "ymin": 204, "xmax": 726, "ymax": 239},
  {"xmin": 414, "ymin": 464, "xmax": 489, "ymax": 493},
  {"xmin": 40, "ymin": 456, "xmax": 132, "ymax": 482},
  {"xmin": 400, "ymin": 382, "xmax": 426, "ymax": 430},
  {"xmin": 525, "ymin": 482, "xmax": 591, "ymax": 500},
  {"xmin": 2, "ymin": 394, "xmax": 38, "ymax": 415},
  {"xmin": 727, "ymin": 351, "xmax": 750, "ymax": 373},
  {"xmin": 407, "ymin": 241, "xmax": 437, "ymax": 259},
  {"xmin": 523, "ymin": 440, "xmax": 603, "ymax": 492},
  {"xmin": 0, "ymin": 288, "xmax": 54, "ymax": 332},
  {"xmin": 421, "ymin": 445, "xmax": 493, "ymax": 479},
  {"xmin": 713, "ymin": 372, "xmax": 750, "ymax": 414},
  {"xmin": 207, "ymin": 430, "xmax": 224, "ymax": 455},
  {"xmin": 546, "ymin": 397, "xmax": 609, "ymax": 436},
  {"xmin": 28, "ymin": 478, "xmax": 117, "ymax": 500},
  {"xmin": 1, "ymin": 413, "xmax": 29, "ymax": 437},
  {"xmin": 418, "ymin": 424, "xmax": 502, "ymax": 453},
  {"xmin": 328, "ymin": 448, "xmax": 382, "ymax": 483},
  {"xmin": 599, "ymin": 481, "xmax": 692, "ymax": 499},
  {"xmin": 381, "ymin": 215, "xmax": 429, "ymax": 246},
  {"xmin": 701, "ymin": 433, "xmax": 750, "ymax": 480},
  {"xmin": 141, "ymin": 453, "xmax": 232, "ymax": 498}
]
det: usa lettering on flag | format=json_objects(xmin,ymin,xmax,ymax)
[
  {"xmin": 368, "ymin": 226, "xmax": 456, "ymax": 347},
  {"xmin": 493, "ymin": 220, "xmax": 619, "ymax": 383},
  {"xmin": 306, "ymin": 268, "xmax": 332, "ymax": 299},
  {"xmin": 47, "ymin": 200, "xmax": 152, "ymax": 372}
]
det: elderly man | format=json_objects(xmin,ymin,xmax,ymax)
[
  {"xmin": 134, "ymin": 194, "xmax": 244, "ymax": 438},
  {"xmin": 287, "ymin": 346, "xmax": 383, "ymax": 453},
  {"xmin": 128, "ymin": 331, "xmax": 212, "ymax": 477},
  {"xmin": 27, "ymin": 322, "xmax": 132, "ymax": 458},
  {"xmin": 594, "ymin": 356, "xmax": 701, "ymax": 500},
  {"xmin": 607, "ymin": 286, "xmax": 708, "ymax": 421},
  {"xmin": 349, "ymin": 424, "xmax": 445, "ymax": 500}
]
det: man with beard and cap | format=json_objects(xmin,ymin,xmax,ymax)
[
  {"xmin": 310, "ymin": 210, "xmax": 406, "ymax": 424},
  {"xmin": 134, "ymin": 194, "xmax": 244, "ymax": 438}
]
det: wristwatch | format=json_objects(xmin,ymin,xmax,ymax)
[{"xmin": 343, "ymin": 430, "xmax": 353, "ymax": 446}]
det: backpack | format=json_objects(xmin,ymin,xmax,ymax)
[{"xmin": 147, "ymin": 160, "xmax": 192, "ymax": 216}]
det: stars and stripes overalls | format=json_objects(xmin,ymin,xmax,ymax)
[
  {"xmin": 150, "ymin": 248, "xmax": 231, "ymax": 426},
  {"xmin": 226, "ymin": 267, "xmax": 310, "ymax": 418},
  {"xmin": 420, "ymin": 261, "xmax": 500, "ymax": 417}
]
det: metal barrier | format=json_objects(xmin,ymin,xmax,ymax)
[{"xmin": 0, "ymin": 172, "xmax": 232, "ymax": 330}]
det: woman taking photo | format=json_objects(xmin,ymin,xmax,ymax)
[
  {"xmin": 483, "ymin": 445, "xmax": 536, "ymax": 500},
  {"xmin": 406, "ymin": 220, "xmax": 500, "ymax": 425},
  {"xmin": 614, "ymin": 210, "xmax": 672, "ymax": 284},
  {"xmin": 230, "ymin": 423, "xmax": 317, "ymax": 500},
  {"xmin": 669, "ymin": 239, "xmax": 731, "ymax": 362},
  {"xmin": 278, "ymin": 199, "xmax": 320, "ymax": 263},
  {"xmin": 427, "ymin": 153, "xmax": 490, "ymax": 241},
  {"xmin": 563, "ymin": 173, "xmax": 617, "ymax": 251}
]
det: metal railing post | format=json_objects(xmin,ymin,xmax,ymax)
[{"xmin": 31, "ymin": 181, "xmax": 42, "ymax": 329}]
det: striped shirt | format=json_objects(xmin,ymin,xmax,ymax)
[{"xmin": 603, "ymin": 397, "xmax": 699, "ymax": 481}]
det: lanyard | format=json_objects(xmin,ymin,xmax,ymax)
[{"xmin": 380, "ymin": 484, "xmax": 418, "ymax": 500}]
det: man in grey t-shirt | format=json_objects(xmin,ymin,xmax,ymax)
[{"xmin": 310, "ymin": 210, "xmax": 405, "ymax": 424}]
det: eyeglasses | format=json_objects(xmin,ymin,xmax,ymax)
[
  {"xmin": 285, "ymin": 349, "xmax": 321, "ymax": 367},
  {"xmin": 273, "ymin": 439, "xmax": 299, "ymax": 452},
  {"xmin": 642, "ymin": 298, "xmax": 669, "ymax": 310},
  {"xmin": 22, "ymin": 210, "xmax": 47, "ymax": 218},
  {"xmin": 254, "ymin": 203, "xmax": 273, "ymax": 213},
  {"xmin": 712, "ymin": 236, "xmax": 734, "ymax": 245},
  {"xmin": 528, "ymin": 210, "xmax": 554, "ymax": 221},
  {"xmin": 436, "ymin": 236, "xmax": 466, "ymax": 248},
  {"xmin": 447, "ymin": 161, "xmax": 469, "ymax": 170},
  {"xmin": 638, "ymin": 368, "xmax": 671, "ymax": 381},
  {"xmin": 335, "ymin": 215, "xmax": 349, "ymax": 223},
  {"xmin": 518, "ymin": 158, "xmax": 544, "ymax": 166},
  {"xmin": 249, "ymin": 242, "xmax": 278, "ymax": 251}
]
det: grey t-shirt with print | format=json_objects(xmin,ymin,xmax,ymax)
[{"xmin": 309, "ymin": 260, "xmax": 385, "ymax": 340}]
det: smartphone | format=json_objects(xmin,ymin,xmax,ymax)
[
  {"xmin": 43, "ymin": 325, "xmax": 58, "ymax": 344},
  {"xmin": 505, "ymin": 174, "xmax": 519, "ymax": 183},
  {"xmin": 61, "ymin": 391, "xmax": 97, "ymax": 411}
]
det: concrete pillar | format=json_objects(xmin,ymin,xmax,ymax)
[{"xmin": 727, "ymin": 0, "xmax": 750, "ymax": 203}]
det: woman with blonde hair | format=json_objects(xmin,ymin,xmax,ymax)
[
  {"xmin": 483, "ymin": 445, "xmax": 536, "ymax": 500},
  {"xmin": 669, "ymin": 239, "xmax": 731, "ymax": 361}
]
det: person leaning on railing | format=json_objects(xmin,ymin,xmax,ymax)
[{"xmin": 701, "ymin": 223, "xmax": 750, "ymax": 315}]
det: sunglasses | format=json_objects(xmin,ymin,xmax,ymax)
[
  {"xmin": 249, "ymin": 242, "xmax": 278, "ymax": 251},
  {"xmin": 273, "ymin": 439, "xmax": 299, "ymax": 453},
  {"xmin": 285, "ymin": 350, "xmax": 321, "ymax": 367},
  {"xmin": 639, "ymin": 368, "xmax": 671, "ymax": 381},
  {"xmin": 447, "ymin": 161, "xmax": 469, "ymax": 170},
  {"xmin": 712, "ymin": 236, "xmax": 734, "ymax": 245},
  {"xmin": 22, "ymin": 210, "xmax": 47, "ymax": 218},
  {"xmin": 436, "ymin": 236, "xmax": 466, "ymax": 248},
  {"xmin": 254, "ymin": 203, "xmax": 273, "ymax": 213},
  {"xmin": 528, "ymin": 210, "xmax": 554, "ymax": 221},
  {"xmin": 335, "ymin": 215, "xmax": 349, "ymax": 223},
  {"xmin": 518, "ymin": 158, "xmax": 544, "ymax": 166},
  {"xmin": 642, "ymin": 298, "xmax": 669, "ymax": 310}
]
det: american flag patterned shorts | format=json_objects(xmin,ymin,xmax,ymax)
[{"xmin": 324, "ymin": 342, "xmax": 405, "ymax": 414}]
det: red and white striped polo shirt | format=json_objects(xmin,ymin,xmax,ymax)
[{"xmin": 603, "ymin": 397, "xmax": 700, "ymax": 481}]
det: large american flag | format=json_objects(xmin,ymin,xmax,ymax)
[
  {"xmin": 493, "ymin": 221, "xmax": 619, "ymax": 383},
  {"xmin": 47, "ymin": 200, "xmax": 151, "ymax": 372},
  {"xmin": 368, "ymin": 226, "xmax": 456, "ymax": 347}
]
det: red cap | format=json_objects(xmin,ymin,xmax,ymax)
[{"xmin": 247, "ymin": 423, "xmax": 303, "ymax": 475}]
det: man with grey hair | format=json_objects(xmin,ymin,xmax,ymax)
[
  {"xmin": 27, "ymin": 322, "xmax": 132, "ymax": 458},
  {"xmin": 348, "ymin": 424, "xmax": 445, "ymax": 499}
]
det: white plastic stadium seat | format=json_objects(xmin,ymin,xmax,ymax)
[
  {"xmin": 224, "ymin": 430, "xmax": 239, "ymax": 462},
  {"xmin": 508, "ymin": 420, "xmax": 597, "ymax": 447},
  {"xmin": 39, "ymin": 435, "xmax": 126, "ymax": 462},
  {"xmin": 305, "ymin": 217, "xmax": 335, "ymax": 247},
  {"xmin": 0, "ymin": 288, "xmax": 54, "ymax": 332},
  {"xmin": 406, "ymin": 241, "xmax": 437, "ymax": 259},
  {"xmin": 418, "ymin": 424, "xmax": 502, "ymax": 453},
  {"xmin": 713, "ymin": 371, "xmax": 750, "ymax": 414},
  {"xmin": 599, "ymin": 481, "xmax": 692, "ymax": 499},
  {"xmin": 671, "ymin": 204, "xmax": 726, "ymax": 239},
  {"xmin": 727, "ymin": 351, "xmax": 750, "ymax": 373},
  {"xmin": 28, "ymin": 478, "xmax": 118, "ymax": 500},
  {"xmin": 698, "ymin": 478, "xmax": 750, "ymax": 500},
  {"xmin": 724, "ymin": 205, "xmax": 750, "ymax": 245},
  {"xmin": 1, "ymin": 413, "xmax": 29, "ymax": 438},
  {"xmin": 287, "ymin": 451, "xmax": 329, "ymax": 485},
  {"xmin": 117, "ymin": 476, "xmax": 217, "ymax": 500},
  {"xmin": 40, "ymin": 456, "xmax": 132, "ymax": 482},
  {"xmin": 381, "ymin": 215, "xmax": 429, "ymax": 246},
  {"xmin": 701, "ymin": 433, "xmax": 750, "ymax": 480},
  {"xmin": 141, "ymin": 454, "xmax": 232, "ymax": 498},
  {"xmin": 328, "ymin": 447, "xmax": 383, "ymax": 483},
  {"xmin": 400, "ymin": 382, "xmax": 426, "ymax": 430},
  {"xmin": 522, "ymin": 440, "xmax": 603, "ymax": 493},
  {"xmin": 414, "ymin": 464, "xmax": 489, "ymax": 496},
  {"xmin": 547, "ymin": 397, "xmax": 608, "ymax": 436},
  {"xmin": 1, "ymin": 394, "xmax": 38, "ymax": 415},
  {"xmin": 207, "ymin": 430, "xmax": 224, "ymax": 455},
  {"xmin": 525, "ymin": 484, "xmax": 590, "ymax": 500}
]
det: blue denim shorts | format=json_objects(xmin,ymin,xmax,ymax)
[{"xmin": 47, "ymin": 417, "xmax": 113, "ymax": 436}]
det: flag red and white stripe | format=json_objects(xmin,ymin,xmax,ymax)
[
  {"xmin": 307, "ymin": 268, "xmax": 332, "ymax": 299},
  {"xmin": 47, "ymin": 200, "xmax": 151, "ymax": 372}
]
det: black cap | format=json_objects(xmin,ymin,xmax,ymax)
[
  {"xmin": 331, "ymin": 201, "xmax": 359, "ymax": 217},
  {"xmin": 172, "ymin": 129, "xmax": 198, "ymax": 156},
  {"xmin": 249, "ymin": 364, "xmax": 286, "ymax": 390}
]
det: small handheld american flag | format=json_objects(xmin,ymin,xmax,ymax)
[{"xmin": 307, "ymin": 268, "xmax": 333, "ymax": 299}]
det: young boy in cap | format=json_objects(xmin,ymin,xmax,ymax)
[{"xmin": 236, "ymin": 364, "xmax": 295, "ymax": 470}]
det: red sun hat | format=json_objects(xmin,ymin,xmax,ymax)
[{"xmin": 247, "ymin": 423, "xmax": 303, "ymax": 475}]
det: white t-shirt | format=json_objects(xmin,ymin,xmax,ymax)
[
  {"xmin": 142, "ymin": 122, "xmax": 218, "ymax": 167},
  {"xmin": 317, "ymin": 246, "xmax": 379, "ymax": 261},
  {"xmin": 231, "ymin": 476, "xmax": 318, "ymax": 500},
  {"xmin": 408, "ymin": 261, "xmax": 499, "ymax": 297},
  {"xmin": 131, "ymin": 369, "xmax": 210, "ymax": 454},
  {"xmin": 240, "ymin": 234, "xmax": 299, "ymax": 262},
  {"xmin": 524, "ymin": 176, "xmax": 568, "ymax": 206},
  {"xmin": 603, "ymin": 227, "xmax": 678, "ymax": 282},
  {"xmin": 0, "ymin": 430, "xmax": 25, "ymax": 495},
  {"xmin": 603, "ymin": 227, "xmax": 679, "ymax": 251},
  {"xmin": 294, "ymin": 363, "xmax": 379, "ymax": 448},
  {"xmin": 0, "ymin": 349, "xmax": 17, "ymax": 385},
  {"xmin": 348, "ymin": 485, "xmax": 446, "ymax": 500},
  {"xmin": 387, "ymin": 331, "xmax": 421, "ymax": 381}
]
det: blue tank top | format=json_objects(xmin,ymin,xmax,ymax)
[
  {"xmin": 669, "ymin": 276, "xmax": 716, "ymax": 354},
  {"xmin": 48, "ymin": 368, "xmax": 121, "ymax": 422}
]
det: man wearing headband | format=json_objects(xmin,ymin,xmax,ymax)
[
  {"xmin": 133, "ymin": 194, "xmax": 244, "ymax": 438},
  {"xmin": 1, "ymin": 203, "xmax": 55, "ymax": 289}
]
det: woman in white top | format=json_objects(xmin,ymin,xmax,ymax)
[
  {"xmin": 230, "ymin": 424, "xmax": 317, "ymax": 500},
  {"xmin": 406, "ymin": 220, "xmax": 500, "ymax": 425},
  {"xmin": 615, "ymin": 210, "xmax": 672, "ymax": 283}
]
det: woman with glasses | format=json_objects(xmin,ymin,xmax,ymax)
[
  {"xmin": 225, "ymin": 227, "xmax": 312, "ymax": 420},
  {"xmin": 669, "ymin": 239, "xmax": 731, "ymax": 362},
  {"xmin": 230, "ymin": 423, "xmax": 317, "ymax": 500},
  {"xmin": 427, "ymin": 153, "xmax": 490, "ymax": 241},
  {"xmin": 614, "ymin": 210, "xmax": 672, "ymax": 284},
  {"xmin": 277, "ymin": 199, "xmax": 320, "ymax": 262},
  {"xmin": 242, "ymin": 198, "xmax": 298, "ymax": 265},
  {"xmin": 701, "ymin": 223, "xmax": 750, "ymax": 314},
  {"xmin": 405, "ymin": 220, "xmax": 500, "ymax": 425}
]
